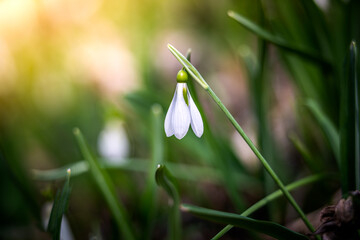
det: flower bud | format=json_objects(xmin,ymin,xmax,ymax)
[{"xmin": 176, "ymin": 69, "xmax": 188, "ymax": 83}]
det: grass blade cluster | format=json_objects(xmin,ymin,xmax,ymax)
[
  {"xmin": 227, "ymin": 10, "xmax": 328, "ymax": 66},
  {"xmin": 211, "ymin": 173, "xmax": 328, "ymax": 239},
  {"xmin": 340, "ymin": 41, "xmax": 358, "ymax": 196},
  {"xmin": 155, "ymin": 164, "xmax": 181, "ymax": 240},
  {"xmin": 47, "ymin": 169, "xmax": 72, "ymax": 240},
  {"xmin": 73, "ymin": 128, "xmax": 135, "ymax": 240},
  {"xmin": 181, "ymin": 204, "xmax": 309, "ymax": 240},
  {"xmin": 306, "ymin": 99, "xmax": 340, "ymax": 164}
]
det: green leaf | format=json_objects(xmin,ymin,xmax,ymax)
[
  {"xmin": 355, "ymin": 44, "xmax": 360, "ymax": 191},
  {"xmin": 155, "ymin": 165, "xmax": 179, "ymax": 206},
  {"xmin": 244, "ymin": 6, "xmax": 288, "ymax": 218},
  {"xmin": 289, "ymin": 133, "xmax": 323, "ymax": 173},
  {"xmin": 299, "ymin": 0, "xmax": 332, "ymax": 62},
  {"xmin": 305, "ymin": 99, "xmax": 340, "ymax": 165},
  {"xmin": 168, "ymin": 44, "xmax": 209, "ymax": 89},
  {"xmin": 32, "ymin": 159, "xmax": 258, "ymax": 188},
  {"xmin": 182, "ymin": 204, "xmax": 309, "ymax": 240},
  {"xmin": 141, "ymin": 104, "xmax": 164, "ymax": 239},
  {"xmin": 340, "ymin": 41, "xmax": 358, "ymax": 196},
  {"xmin": 47, "ymin": 169, "xmax": 72, "ymax": 240},
  {"xmin": 73, "ymin": 128, "xmax": 136, "ymax": 240},
  {"xmin": 32, "ymin": 161, "xmax": 89, "ymax": 181},
  {"xmin": 227, "ymin": 10, "xmax": 329, "ymax": 66},
  {"xmin": 155, "ymin": 164, "xmax": 181, "ymax": 240},
  {"xmin": 212, "ymin": 173, "xmax": 329, "ymax": 239},
  {"xmin": 0, "ymin": 149, "xmax": 41, "ymax": 223}
]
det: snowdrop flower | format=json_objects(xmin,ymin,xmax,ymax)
[
  {"xmin": 165, "ymin": 69, "xmax": 203, "ymax": 139},
  {"xmin": 98, "ymin": 119, "xmax": 130, "ymax": 164}
]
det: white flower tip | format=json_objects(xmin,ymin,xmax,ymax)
[
  {"xmin": 193, "ymin": 127, "xmax": 203, "ymax": 138},
  {"xmin": 188, "ymin": 91, "xmax": 204, "ymax": 138},
  {"xmin": 165, "ymin": 129, "xmax": 174, "ymax": 137},
  {"xmin": 191, "ymin": 122, "xmax": 203, "ymax": 138},
  {"xmin": 174, "ymin": 131, "xmax": 187, "ymax": 140}
]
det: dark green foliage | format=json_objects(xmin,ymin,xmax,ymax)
[{"xmin": 47, "ymin": 170, "xmax": 72, "ymax": 240}]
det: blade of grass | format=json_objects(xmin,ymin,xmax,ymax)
[
  {"xmin": 305, "ymin": 99, "xmax": 340, "ymax": 164},
  {"xmin": 32, "ymin": 159, "xmax": 259, "ymax": 188},
  {"xmin": 47, "ymin": 169, "xmax": 72, "ymax": 240},
  {"xmin": 227, "ymin": 10, "xmax": 329, "ymax": 66},
  {"xmin": 269, "ymin": 0, "xmax": 338, "ymax": 122},
  {"xmin": 289, "ymin": 133, "xmax": 323, "ymax": 173},
  {"xmin": 355, "ymin": 42, "xmax": 360, "ymax": 191},
  {"xmin": 155, "ymin": 164, "xmax": 181, "ymax": 240},
  {"xmin": 300, "ymin": 0, "xmax": 332, "ymax": 62},
  {"xmin": 211, "ymin": 173, "xmax": 329, "ymax": 239},
  {"xmin": 272, "ymin": 0, "xmax": 339, "ymax": 120},
  {"xmin": 141, "ymin": 104, "xmax": 164, "ymax": 239},
  {"xmin": 32, "ymin": 161, "xmax": 89, "ymax": 180},
  {"xmin": 0, "ymin": 149, "xmax": 41, "ymax": 223},
  {"xmin": 168, "ymin": 44, "xmax": 316, "ymax": 233},
  {"xmin": 181, "ymin": 204, "xmax": 309, "ymax": 240},
  {"xmin": 73, "ymin": 128, "xmax": 135, "ymax": 240},
  {"xmin": 340, "ymin": 41, "xmax": 358, "ymax": 196},
  {"xmin": 245, "ymin": 3, "xmax": 287, "ymax": 219}
]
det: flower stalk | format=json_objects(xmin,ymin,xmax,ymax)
[
  {"xmin": 167, "ymin": 44, "xmax": 316, "ymax": 233},
  {"xmin": 164, "ymin": 69, "xmax": 204, "ymax": 139}
]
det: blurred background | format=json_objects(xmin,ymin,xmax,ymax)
[{"xmin": 0, "ymin": 0, "xmax": 359, "ymax": 239}]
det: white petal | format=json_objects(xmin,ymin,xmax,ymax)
[
  {"xmin": 172, "ymin": 83, "xmax": 190, "ymax": 139},
  {"xmin": 98, "ymin": 120, "xmax": 130, "ymax": 164},
  {"xmin": 187, "ymin": 88, "xmax": 204, "ymax": 138},
  {"xmin": 164, "ymin": 85, "xmax": 178, "ymax": 137}
]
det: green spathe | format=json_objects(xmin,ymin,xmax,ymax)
[{"xmin": 176, "ymin": 69, "xmax": 188, "ymax": 83}]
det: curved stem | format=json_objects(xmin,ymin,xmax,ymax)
[{"xmin": 168, "ymin": 44, "xmax": 316, "ymax": 234}]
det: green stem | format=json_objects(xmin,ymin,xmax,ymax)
[{"xmin": 206, "ymin": 86, "xmax": 315, "ymax": 233}]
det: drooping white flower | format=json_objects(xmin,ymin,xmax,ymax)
[
  {"xmin": 98, "ymin": 119, "xmax": 130, "ymax": 164},
  {"xmin": 164, "ymin": 70, "xmax": 203, "ymax": 139}
]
